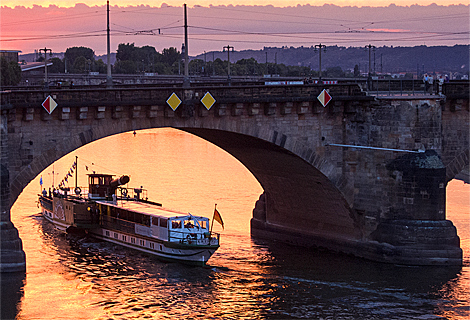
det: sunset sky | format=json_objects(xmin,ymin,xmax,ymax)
[
  {"xmin": 1, "ymin": 2, "xmax": 468, "ymax": 56},
  {"xmin": 1, "ymin": 0, "xmax": 467, "ymax": 7}
]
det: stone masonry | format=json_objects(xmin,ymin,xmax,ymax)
[{"xmin": 0, "ymin": 82, "xmax": 468, "ymax": 268}]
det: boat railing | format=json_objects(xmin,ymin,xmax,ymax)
[
  {"xmin": 168, "ymin": 229, "xmax": 220, "ymax": 245},
  {"xmin": 116, "ymin": 187, "xmax": 148, "ymax": 201},
  {"xmin": 101, "ymin": 215, "xmax": 136, "ymax": 234}
]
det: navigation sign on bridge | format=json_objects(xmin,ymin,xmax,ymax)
[
  {"xmin": 166, "ymin": 92, "xmax": 182, "ymax": 111},
  {"xmin": 201, "ymin": 92, "xmax": 216, "ymax": 110},
  {"xmin": 317, "ymin": 89, "xmax": 332, "ymax": 107},
  {"xmin": 42, "ymin": 95, "xmax": 58, "ymax": 114}
]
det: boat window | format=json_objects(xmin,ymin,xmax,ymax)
[
  {"xmin": 184, "ymin": 220, "xmax": 194, "ymax": 229},
  {"xmin": 199, "ymin": 220, "xmax": 207, "ymax": 229},
  {"xmin": 142, "ymin": 215, "xmax": 150, "ymax": 227},
  {"xmin": 160, "ymin": 219, "xmax": 168, "ymax": 228},
  {"xmin": 172, "ymin": 220, "xmax": 182, "ymax": 229},
  {"xmin": 152, "ymin": 217, "xmax": 159, "ymax": 226}
]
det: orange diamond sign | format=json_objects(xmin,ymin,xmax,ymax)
[
  {"xmin": 42, "ymin": 95, "xmax": 58, "ymax": 114},
  {"xmin": 317, "ymin": 89, "xmax": 332, "ymax": 107}
]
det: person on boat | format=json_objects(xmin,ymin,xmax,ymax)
[
  {"xmin": 42, "ymin": 189, "xmax": 47, "ymax": 197},
  {"xmin": 48, "ymin": 188, "xmax": 52, "ymax": 198}
]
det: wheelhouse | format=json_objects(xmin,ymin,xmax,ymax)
[{"xmin": 88, "ymin": 174, "xmax": 114, "ymax": 199}]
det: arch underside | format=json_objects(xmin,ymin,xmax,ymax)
[
  {"xmin": 10, "ymin": 126, "xmax": 361, "ymax": 244},
  {"xmin": 445, "ymin": 148, "xmax": 470, "ymax": 183},
  {"xmin": 182, "ymin": 128, "xmax": 362, "ymax": 242}
]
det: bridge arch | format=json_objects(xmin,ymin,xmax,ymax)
[{"xmin": 9, "ymin": 122, "xmax": 362, "ymax": 246}]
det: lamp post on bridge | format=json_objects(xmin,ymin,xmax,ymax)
[
  {"xmin": 223, "ymin": 45, "xmax": 234, "ymax": 84},
  {"xmin": 314, "ymin": 44, "xmax": 326, "ymax": 82},
  {"xmin": 106, "ymin": 0, "xmax": 113, "ymax": 88},
  {"xmin": 365, "ymin": 44, "xmax": 376, "ymax": 90},
  {"xmin": 38, "ymin": 47, "xmax": 52, "ymax": 88}
]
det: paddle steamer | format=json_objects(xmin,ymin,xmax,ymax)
[{"xmin": 38, "ymin": 161, "xmax": 220, "ymax": 266}]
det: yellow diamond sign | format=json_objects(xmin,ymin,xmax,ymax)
[
  {"xmin": 166, "ymin": 92, "xmax": 182, "ymax": 111},
  {"xmin": 201, "ymin": 92, "xmax": 216, "ymax": 110}
]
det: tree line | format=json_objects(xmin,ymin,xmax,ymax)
[
  {"xmin": 43, "ymin": 44, "xmax": 357, "ymax": 78},
  {"xmin": 1, "ymin": 43, "xmax": 361, "ymax": 86}
]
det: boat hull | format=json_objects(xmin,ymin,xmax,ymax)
[{"xmin": 89, "ymin": 227, "xmax": 219, "ymax": 266}]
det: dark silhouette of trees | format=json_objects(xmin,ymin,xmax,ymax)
[{"xmin": 0, "ymin": 57, "xmax": 21, "ymax": 86}]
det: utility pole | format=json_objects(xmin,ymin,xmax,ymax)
[
  {"xmin": 38, "ymin": 47, "xmax": 52, "ymax": 88},
  {"xmin": 212, "ymin": 51, "xmax": 215, "ymax": 76},
  {"xmin": 265, "ymin": 51, "xmax": 268, "ymax": 74},
  {"xmin": 183, "ymin": 4, "xmax": 189, "ymax": 87},
  {"xmin": 381, "ymin": 53, "xmax": 383, "ymax": 74},
  {"xmin": 106, "ymin": 0, "xmax": 113, "ymax": 87},
  {"xmin": 365, "ymin": 44, "xmax": 376, "ymax": 89},
  {"xmin": 314, "ymin": 44, "xmax": 326, "ymax": 81},
  {"xmin": 223, "ymin": 45, "xmax": 234, "ymax": 83}
]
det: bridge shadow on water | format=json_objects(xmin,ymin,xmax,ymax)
[
  {"xmin": 1, "ymin": 271, "xmax": 25, "ymax": 320},
  {"xmin": 250, "ymin": 237, "xmax": 464, "ymax": 318}
]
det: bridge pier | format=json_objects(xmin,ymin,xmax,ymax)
[
  {"xmin": 1, "ymin": 115, "xmax": 26, "ymax": 273},
  {"xmin": 251, "ymin": 149, "xmax": 462, "ymax": 266}
]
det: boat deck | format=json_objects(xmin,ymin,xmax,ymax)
[{"xmin": 96, "ymin": 199, "xmax": 198, "ymax": 219}]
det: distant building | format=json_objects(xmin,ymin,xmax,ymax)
[
  {"xmin": 0, "ymin": 50, "xmax": 22, "ymax": 63},
  {"xmin": 21, "ymin": 61, "xmax": 53, "ymax": 74}
]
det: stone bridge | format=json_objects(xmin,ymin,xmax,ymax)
[{"xmin": 1, "ymin": 81, "xmax": 468, "ymax": 271}]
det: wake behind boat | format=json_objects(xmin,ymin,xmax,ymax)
[{"xmin": 38, "ymin": 158, "xmax": 222, "ymax": 266}]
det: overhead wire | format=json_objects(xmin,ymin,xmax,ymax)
[{"xmin": 1, "ymin": 5, "xmax": 467, "ymax": 46}]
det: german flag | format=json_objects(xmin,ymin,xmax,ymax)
[{"xmin": 213, "ymin": 206, "xmax": 224, "ymax": 230}]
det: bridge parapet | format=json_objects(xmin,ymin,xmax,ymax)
[{"xmin": 1, "ymin": 83, "xmax": 369, "ymax": 109}]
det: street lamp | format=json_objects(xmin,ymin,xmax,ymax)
[
  {"xmin": 365, "ymin": 44, "xmax": 376, "ymax": 89},
  {"xmin": 106, "ymin": 0, "xmax": 113, "ymax": 88},
  {"xmin": 314, "ymin": 44, "xmax": 326, "ymax": 82},
  {"xmin": 223, "ymin": 45, "xmax": 234, "ymax": 82},
  {"xmin": 38, "ymin": 47, "xmax": 52, "ymax": 88}
]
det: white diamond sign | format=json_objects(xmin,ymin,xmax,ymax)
[{"xmin": 317, "ymin": 89, "xmax": 332, "ymax": 107}]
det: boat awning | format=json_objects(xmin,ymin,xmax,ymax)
[{"xmin": 96, "ymin": 200, "xmax": 203, "ymax": 220}]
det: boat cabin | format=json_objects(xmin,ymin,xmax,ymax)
[
  {"xmin": 96, "ymin": 200, "xmax": 215, "ymax": 245},
  {"xmin": 88, "ymin": 174, "xmax": 114, "ymax": 199}
]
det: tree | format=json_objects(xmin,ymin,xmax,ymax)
[
  {"xmin": 113, "ymin": 60, "xmax": 137, "ymax": 74},
  {"xmin": 95, "ymin": 59, "xmax": 107, "ymax": 74},
  {"xmin": 49, "ymin": 57, "xmax": 65, "ymax": 73},
  {"xmin": 116, "ymin": 43, "xmax": 136, "ymax": 62},
  {"xmin": 72, "ymin": 56, "xmax": 88, "ymax": 73},
  {"xmin": 0, "ymin": 57, "xmax": 22, "ymax": 86},
  {"xmin": 65, "ymin": 46, "xmax": 94, "ymax": 72},
  {"xmin": 325, "ymin": 66, "xmax": 344, "ymax": 78},
  {"xmin": 161, "ymin": 47, "xmax": 180, "ymax": 66},
  {"xmin": 354, "ymin": 64, "xmax": 360, "ymax": 77}
]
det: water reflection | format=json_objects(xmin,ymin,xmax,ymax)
[
  {"xmin": 8, "ymin": 128, "xmax": 470, "ymax": 319},
  {"xmin": 1, "ymin": 271, "xmax": 25, "ymax": 320}
]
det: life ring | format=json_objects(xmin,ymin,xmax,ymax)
[
  {"xmin": 186, "ymin": 235, "xmax": 192, "ymax": 244},
  {"xmin": 121, "ymin": 188, "xmax": 128, "ymax": 197},
  {"xmin": 74, "ymin": 187, "xmax": 81, "ymax": 195}
]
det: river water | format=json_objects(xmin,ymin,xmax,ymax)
[{"xmin": 4, "ymin": 128, "xmax": 469, "ymax": 319}]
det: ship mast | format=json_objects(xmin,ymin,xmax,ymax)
[{"xmin": 75, "ymin": 156, "xmax": 78, "ymax": 190}]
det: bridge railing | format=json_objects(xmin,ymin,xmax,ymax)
[
  {"xmin": 0, "ymin": 83, "xmax": 370, "ymax": 109},
  {"xmin": 365, "ymin": 79, "xmax": 470, "ymax": 98}
]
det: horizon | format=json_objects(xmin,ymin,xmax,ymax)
[{"xmin": 1, "ymin": 3, "xmax": 468, "ymax": 56}]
